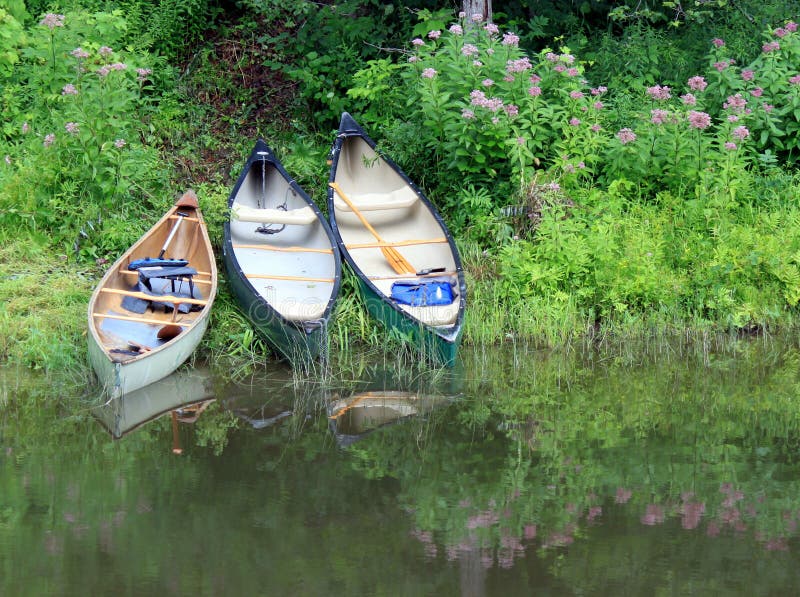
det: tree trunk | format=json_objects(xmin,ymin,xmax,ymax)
[{"xmin": 462, "ymin": 0, "xmax": 492, "ymax": 23}]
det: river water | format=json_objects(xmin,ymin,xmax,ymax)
[{"xmin": 2, "ymin": 337, "xmax": 800, "ymax": 595}]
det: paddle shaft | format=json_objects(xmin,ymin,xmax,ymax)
[
  {"xmin": 328, "ymin": 182, "xmax": 415, "ymax": 274},
  {"xmin": 158, "ymin": 211, "xmax": 188, "ymax": 259}
]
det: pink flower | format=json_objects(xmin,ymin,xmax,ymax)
[
  {"xmin": 504, "ymin": 104, "xmax": 519, "ymax": 117},
  {"xmin": 566, "ymin": 68, "xmax": 579, "ymax": 77},
  {"xmin": 97, "ymin": 66, "xmax": 111, "ymax": 77},
  {"xmin": 790, "ymin": 74, "xmax": 800, "ymax": 85},
  {"xmin": 774, "ymin": 27, "xmax": 787, "ymax": 38},
  {"xmin": 114, "ymin": 138, "xmax": 126, "ymax": 148},
  {"xmin": 472, "ymin": 60, "xmax": 482, "ymax": 67},
  {"xmin": 21, "ymin": 122, "xmax": 29, "ymax": 134},
  {"xmin": 61, "ymin": 84, "xmax": 78, "ymax": 96},
  {"xmin": 43, "ymin": 134, "xmax": 55, "ymax": 148},
  {"xmin": 723, "ymin": 93, "xmax": 747, "ymax": 112},
  {"xmin": 687, "ymin": 110, "xmax": 712, "ymax": 129},
  {"xmin": 712, "ymin": 38, "xmax": 725, "ymax": 47},
  {"xmin": 40, "ymin": 13, "xmax": 65, "ymax": 29},
  {"xmin": 681, "ymin": 93, "xmax": 697, "ymax": 106},
  {"xmin": 741, "ymin": 69, "xmax": 755, "ymax": 81},
  {"xmin": 593, "ymin": 101, "xmax": 603, "ymax": 110},
  {"xmin": 411, "ymin": 38, "xmax": 424, "ymax": 47},
  {"xmin": 569, "ymin": 90, "xmax": 584, "ymax": 99},
  {"xmin": 99, "ymin": 46, "xmax": 113, "ymax": 56},
  {"xmin": 502, "ymin": 32, "xmax": 519, "ymax": 46},
  {"xmin": 427, "ymin": 30, "xmax": 441, "ymax": 40},
  {"xmin": 561, "ymin": 53, "xmax": 576, "ymax": 64},
  {"xmin": 4, "ymin": 155, "xmax": 10, "ymax": 165},
  {"xmin": 408, "ymin": 56, "xmax": 419, "ymax": 63},
  {"xmin": 470, "ymin": 89, "xmax": 487, "ymax": 105},
  {"xmin": 651, "ymin": 109, "xmax": 669, "ymax": 125},
  {"xmin": 728, "ymin": 115, "xmax": 739, "ymax": 122},
  {"xmin": 762, "ymin": 103, "xmax": 774, "ymax": 113},
  {"xmin": 421, "ymin": 68, "xmax": 437, "ymax": 79},
  {"xmin": 516, "ymin": 136, "xmax": 525, "ymax": 145},
  {"xmin": 449, "ymin": 24, "xmax": 463, "ymax": 35},
  {"xmin": 71, "ymin": 47, "xmax": 90, "ymax": 59},
  {"xmin": 590, "ymin": 124, "xmax": 602, "ymax": 132},
  {"xmin": 750, "ymin": 87, "xmax": 764, "ymax": 97},
  {"xmin": 591, "ymin": 86, "xmax": 607, "ymax": 95},
  {"xmin": 481, "ymin": 78, "xmax": 494, "ymax": 87},
  {"xmin": 528, "ymin": 86, "xmax": 542, "ymax": 97},
  {"xmin": 545, "ymin": 52, "xmax": 559, "ymax": 62},
  {"xmin": 688, "ymin": 76, "xmax": 707, "ymax": 91},
  {"xmin": 136, "ymin": 67, "xmax": 152, "ymax": 82},
  {"xmin": 616, "ymin": 128, "xmax": 636, "ymax": 144},
  {"xmin": 461, "ymin": 109, "xmax": 475, "ymax": 119},
  {"xmin": 787, "ymin": 21, "xmax": 798, "ymax": 32},
  {"xmin": 471, "ymin": 13, "xmax": 483, "ymax": 22},
  {"xmin": 569, "ymin": 118, "xmax": 581, "ymax": 126},
  {"xmin": 530, "ymin": 74, "xmax": 542, "ymax": 84},
  {"xmin": 647, "ymin": 85, "xmax": 671, "ymax": 100},
  {"xmin": 725, "ymin": 142, "xmax": 737, "ymax": 150},
  {"xmin": 484, "ymin": 23, "xmax": 499, "ymax": 35},
  {"xmin": 461, "ymin": 44, "xmax": 478, "ymax": 57},
  {"xmin": 506, "ymin": 57, "xmax": 532, "ymax": 73},
  {"xmin": 732, "ymin": 125, "xmax": 750, "ymax": 140},
  {"xmin": 554, "ymin": 64, "xmax": 566, "ymax": 73},
  {"xmin": 65, "ymin": 122, "xmax": 80, "ymax": 134},
  {"xmin": 763, "ymin": 41, "xmax": 780, "ymax": 53},
  {"xmin": 109, "ymin": 62, "xmax": 127, "ymax": 71},
  {"xmin": 713, "ymin": 61, "xmax": 729, "ymax": 72}
]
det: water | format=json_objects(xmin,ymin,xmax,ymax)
[{"xmin": 2, "ymin": 338, "xmax": 800, "ymax": 595}]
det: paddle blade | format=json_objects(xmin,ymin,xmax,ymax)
[{"xmin": 157, "ymin": 324, "xmax": 182, "ymax": 341}]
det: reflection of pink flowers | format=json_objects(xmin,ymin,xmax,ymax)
[
  {"xmin": 681, "ymin": 501, "xmax": 706, "ymax": 529},
  {"xmin": 523, "ymin": 524, "xmax": 537, "ymax": 540},
  {"xmin": 641, "ymin": 504, "xmax": 665, "ymax": 525},
  {"xmin": 466, "ymin": 510, "xmax": 499, "ymax": 529},
  {"xmin": 587, "ymin": 506, "xmax": 602, "ymax": 522},
  {"xmin": 615, "ymin": 487, "xmax": 633, "ymax": 503}
]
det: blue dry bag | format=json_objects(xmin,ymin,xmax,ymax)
[{"xmin": 390, "ymin": 279, "xmax": 454, "ymax": 307}]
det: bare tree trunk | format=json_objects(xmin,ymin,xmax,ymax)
[{"xmin": 462, "ymin": 0, "xmax": 492, "ymax": 23}]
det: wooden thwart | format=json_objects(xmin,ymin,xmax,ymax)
[
  {"xmin": 232, "ymin": 243, "xmax": 333, "ymax": 254},
  {"xmin": 330, "ymin": 181, "xmax": 415, "ymax": 274},
  {"xmin": 244, "ymin": 273, "xmax": 335, "ymax": 283},
  {"xmin": 368, "ymin": 270, "xmax": 457, "ymax": 281},
  {"xmin": 93, "ymin": 313, "xmax": 193, "ymax": 327},
  {"xmin": 100, "ymin": 287, "xmax": 208, "ymax": 306},
  {"xmin": 345, "ymin": 238, "xmax": 448, "ymax": 250}
]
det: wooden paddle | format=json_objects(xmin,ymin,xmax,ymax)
[{"xmin": 329, "ymin": 182, "xmax": 415, "ymax": 274}]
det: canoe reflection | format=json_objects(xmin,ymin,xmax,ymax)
[
  {"xmin": 93, "ymin": 368, "xmax": 215, "ymax": 441},
  {"xmin": 328, "ymin": 390, "xmax": 451, "ymax": 447}
]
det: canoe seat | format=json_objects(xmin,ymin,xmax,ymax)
[
  {"xmin": 232, "ymin": 203, "xmax": 317, "ymax": 225},
  {"xmin": 333, "ymin": 186, "xmax": 418, "ymax": 212}
]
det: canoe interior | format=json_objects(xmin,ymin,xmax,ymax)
[
  {"xmin": 89, "ymin": 202, "xmax": 216, "ymax": 363},
  {"xmin": 228, "ymin": 158, "xmax": 337, "ymax": 324},
  {"xmin": 332, "ymin": 135, "xmax": 460, "ymax": 329}
]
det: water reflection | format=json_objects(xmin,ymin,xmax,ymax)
[
  {"xmin": 4, "ymin": 341, "xmax": 800, "ymax": 594},
  {"xmin": 93, "ymin": 367, "xmax": 215, "ymax": 440}
]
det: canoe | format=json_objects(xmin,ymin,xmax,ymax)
[
  {"xmin": 327, "ymin": 112, "xmax": 466, "ymax": 366},
  {"xmin": 87, "ymin": 190, "xmax": 217, "ymax": 397},
  {"xmin": 222, "ymin": 139, "xmax": 341, "ymax": 363},
  {"xmin": 93, "ymin": 367, "xmax": 215, "ymax": 439}
]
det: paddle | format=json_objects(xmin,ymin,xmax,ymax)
[
  {"xmin": 329, "ymin": 182, "xmax": 415, "ymax": 274},
  {"xmin": 128, "ymin": 211, "xmax": 190, "ymax": 270}
]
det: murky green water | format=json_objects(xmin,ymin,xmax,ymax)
[{"xmin": 3, "ymin": 338, "xmax": 800, "ymax": 595}]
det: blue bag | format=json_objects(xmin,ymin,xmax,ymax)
[{"xmin": 390, "ymin": 279, "xmax": 454, "ymax": 306}]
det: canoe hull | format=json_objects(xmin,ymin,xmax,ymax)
[
  {"xmin": 87, "ymin": 191, "xmax": 217, "ymax": 398},
  {"xmin": 223, "ymin": 139, "xmax": 340, "ymax": 365},
  {"xmin": 327, "ymin": 112, "xmax": 466, "ymax": 367}
]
